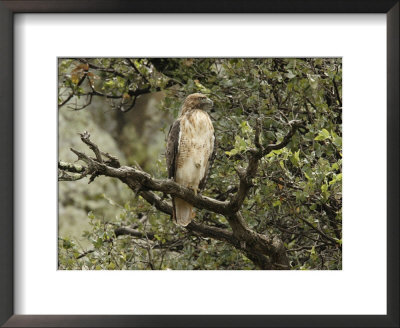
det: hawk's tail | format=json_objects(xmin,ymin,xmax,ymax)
[{"xmin": 173, "ymin": 197, "xmax": 195, "ymax": 226}]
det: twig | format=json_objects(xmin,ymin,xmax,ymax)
[{"xmin": 79, "ymin": 131, "xmax": 103, "ymax": 163}]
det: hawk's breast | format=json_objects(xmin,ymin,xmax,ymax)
[{"xmin": 175, "ymin": 110, "xmax": 214, "ymax": 191}]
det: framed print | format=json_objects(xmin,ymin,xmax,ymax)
[{"xmin": 0, "ymin": 1, "xmax": 398, "ymax": 327}]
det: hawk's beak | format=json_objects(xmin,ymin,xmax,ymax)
[{"xmin": 205, "ymin": 98, "xmax": 213, "ymax": 108}]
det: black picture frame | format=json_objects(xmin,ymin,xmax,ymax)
[{"xmin": 0, "ymin": 1, "xmax": 398, "ymax": 327}]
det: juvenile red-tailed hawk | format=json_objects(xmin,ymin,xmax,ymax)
[{"xmin": 166, "ymin": 93, "xmax": 215, "ymax": 226}]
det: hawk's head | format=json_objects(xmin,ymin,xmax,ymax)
[{"xmin": 181, "ymin": 93, "xmax": 213, "ymax": 114}]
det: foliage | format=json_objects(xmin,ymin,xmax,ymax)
[{"xmin": 58, "ymin": 58, "xmax": 342, "ymax": 270}]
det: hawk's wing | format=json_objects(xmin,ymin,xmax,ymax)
[
  {"xmin": 198, "ymin": 133, "xmax": 216, "ymax": 191},
  {"xmin": 166, "ymin": 119, "xmax": 181, "ymax": 179}
]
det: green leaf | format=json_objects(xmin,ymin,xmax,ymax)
[
  {"xmin": 93, "ymin": 237, "xmax": 103, "ymax": 249},
  {"xmin": 321, "ymin": 183, "xmax": 330, "ymax": 200},
  {"xmin": 62, "ymin": 238, "xmax": 73, "ymax": 249},
  {"xmin": 273, "ymin": 200, "xmax": 281, "ymax": 207},
  {"xmin": 103, "ymin": 80, "xmax": 114, "ymax": 88},
  {"xmin": 240, "ymin": 121, "xmax": 252, "ymax": 134},
  {"xmin": 290, "ymin": 150, "xmax": 301, "ymax": 167},
  {"xmin": 266, "ymin": 148, "xmax": 284, "ymax": 158},
  {"xmin": 333, "ymin": 135, "xmax": 342, "ymax": 147},
  {"xmin": 314, "ymin": 129, "xmax": 330, "ymax": 141},
  {"xmin": 225, "ymin": 148, "xmax": 238, "ymax": 157},
  {"xmin": 307, "ymin": 74, "xmax": 319, "ymax": 89},
  {"xmin": 286, "ymin": 70, "xmax": 296, "ymax": 79}
]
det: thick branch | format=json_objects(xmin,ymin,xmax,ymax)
[
  {"xmin": 227, "ymin": 212, "xmax": 289, "ymax": 270},
  {"xmin": 70, "ymin": 146, "xmax": 230, "ymax": 215},
  {"xmin": 60, "ymin": 131, "xmax": 290, "ymax": 269},
  {"xmin": 139, "ymin": 190, "xmax": 173, "ymax": 216},
  {"xmin": 60, "ymin": 133, "xmax": 235, "ymax": 246},
  {"xmin": 58, "ymin": 161, "xmax": 88, "ymax": 181},
  {"xmin": 58, "ymin": 161, "xmax": 85, "ymax": 173},
  {"xmin": 229, "ymin": 153, "xmax": 259, "ymax": 213},
  {"xmin": 186, "ymin": 221, "xmax": 236, "ymax": 245}
]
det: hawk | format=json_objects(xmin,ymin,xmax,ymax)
[{"xmin": 166, "ymin": 93, "xmax": 215, "ymax": 226}]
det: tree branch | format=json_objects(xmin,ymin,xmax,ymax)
[
  {"xmin": 226, "ymin": 212, "xmax": 289, "ymax": 269},
  {"xmin": 58, "ymin": 161, "xmax": 85, "ymax": 173},
  {"xmin": 115, "ymin": 226, "xmax": 155, "ymax": 239},
  {"xmin": 332, "ymin": 78, "xmax": 342, "ymax": 107},
  {"xmin": 70, "ymin": 144, "xmax": 230, "ymax": 215},
  {"xmin": 78, "ymin": 59, "xmax": 126, "ymax": 79},
  {"xmin": 79, "ymin": 131, "xmax": 103, "ymax": 163},
  {"xmin": 58, "ymin": 73, "xmax": 87, "ymax": 107},
  {"xmin": 229, "ymin": 120, "xmax": 303, "ymax": 213},
  {"xmin": 262, "ymin": 120, "xmax": 303, "ymax": 155},
  {"xmin": 59, "ymin": 131, "xmax": 291, "ymax": 269}
]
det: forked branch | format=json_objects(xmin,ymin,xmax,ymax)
[{"xmin": 58, "ymin": 131, "xmax": 296, "ymax": 269}]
